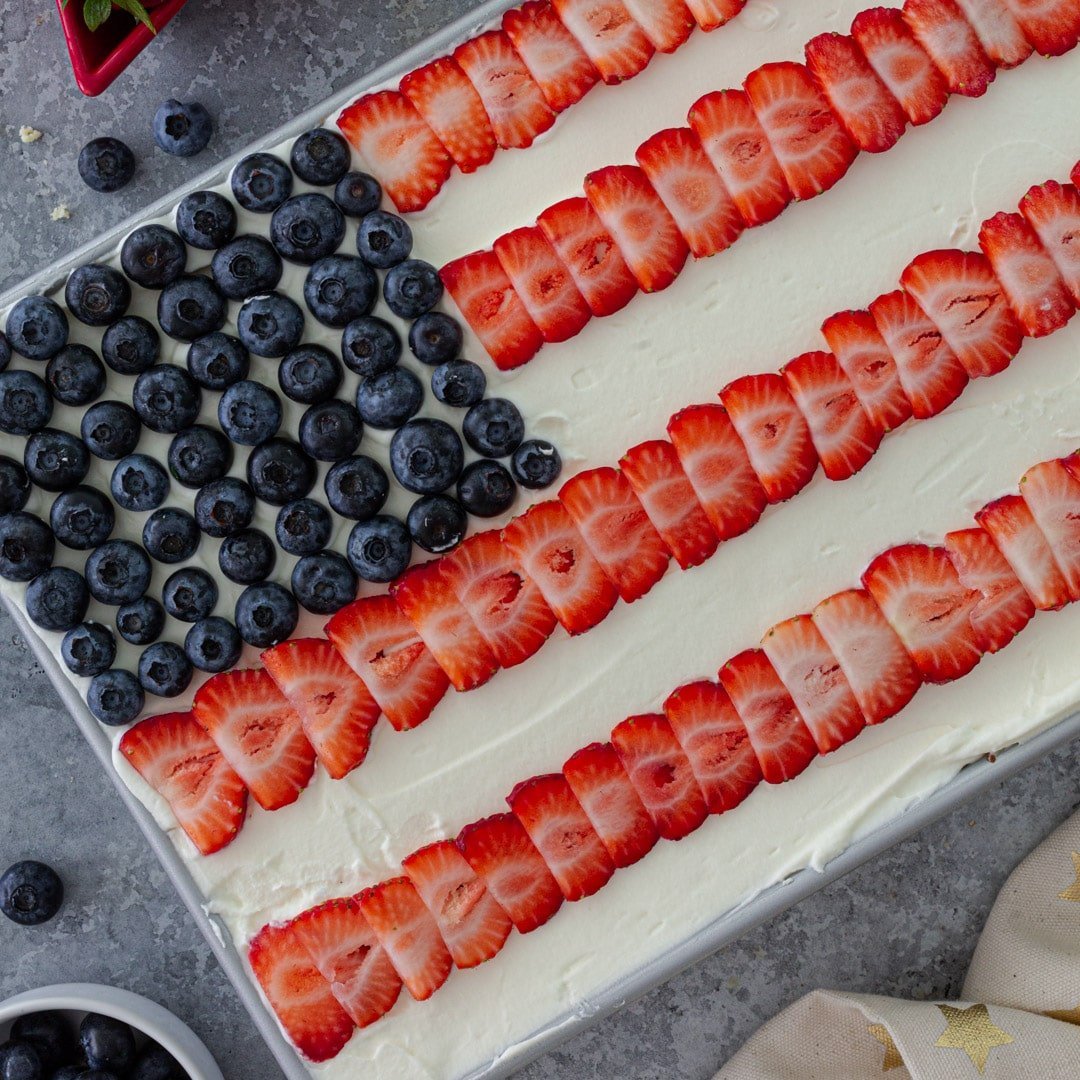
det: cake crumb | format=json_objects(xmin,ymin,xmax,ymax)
[
  {"xmin": 19, "ymin": 125, "xmax": 43, "ymax": 144},
  {"xmin": 50, "ymin": 204, "xmax": 71, "ymax": 222}
]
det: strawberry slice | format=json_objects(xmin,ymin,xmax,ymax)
[
  {"xmin": 850, "ymin": 6, "xmax": 949, "ymax": 125},
  {"xmin": 868, "ymin": 288, "xmax": 968, "ymax": 418},
  {"xmin": 718, "ymin": 649, "xmax": 818, "ymax": 784},
  {"xmin": 336, "ymin": 91, "xmax": 451, "ymax": 213},
  {"xmin": 502, "ymin": 0, "xmax": 600, "ymax": 112},
  {"xmin": 508, "ymin": 773, "xmax": 616, "ymax": 899},
  {"xmin": 1020, "ymin": 458, "xmax": 1080, "ymax": 599},
  {"xmin": 501, "ymin": 499, "xmax": 619, "ymax": 634},
  {"xmin": 119, "ymin": 711, "xmax": 247, "ymax": 856},
  {"xmin": 457, "ymin": 813, "xmax": 564, "ymax": 933},
  {"xmin": 820, "ymin": 309, "xmax": 913, "ymax": 432},
  {"xmin": 559, "ymin": 466, "xmax": 671, "ymax": 602},
  {"xmin": 944, "ymin": 526, "xmax": 1035, "ymax": 651},
  {"xmin": 623, "ymin": 0, "xmax": 695, "ymax": 52},
  {"xmin": 978, "ymin": 211, "xmax": 1075, "ymax": 337},
  {"xmin": 562, "ymin": 741, "xmax": 659, "ymax": 867},
  {"xmin": 954, "ymin": 0, "xmax": 1034, "ymax": 65},
  {"xmin": 192, "ymin": 669, "xmax": 315, "ymax": 812},
  {"xmin": 1019, "ymin": 180, "xmax": 1080, "ymax": 306},
  {"xmin": 584, "ymin": 164, "xmax": 690, "ymax": 292},
  {"xmin": 861, "ymin": 543, "xmax": 982, "ymax": 682},
  {"xmin": 325, "ymin": 594, "xmax": 450, "ymax": 731},
  {"xmin": 551, "ymin": 0, "xmax": 656, "ymax": 83},
  {"xmin": 903, "ymin": 0, "xmax": 997, "ymax": 96},
  {"xmin": 441, "ymin": 530, "xmax": 557, "ymax": 668},
  {"xmin": 1001, "ymin": 0, "xmax": 1080, "ymax": 56},
  {"xmin": 261, "ymin": 638, "xmax": 380, "ymax": 781},
  {"xmin": 687, "ymin": 89, "xmax": 792, "ymax": 227},
  {"xmin": 662, "ymin": 680, "xmax": 763, "ymax": 813},
  {"xmin": 977, "ymin": 494, "xmax": 1072, "ymax": 610},
  {"xmin": 292, "ymin": 897, "xmax": 403, "ymax": 1029},
  {"xmin": 666, "ymin": 403, "xmax": 768, "ymax": 540},
  {"xmin": 454, "ymin": 31, "xmax": 555, "ymax": 150},
  {"xmin": 440, "ymin": 249, "xmax": 544, "ymax": 370},
  {"xmin": 619, "ymin": 439, "xmax": 719, "ymax": 569},
  {"xmin": 399, "ymin": 57, "xmax": 496, "ymax": 174},
  {"xmin": 744, "ymin": 61, "xmax": 858, "ymax": 201},
  {"xmin": 401, "ymin": 840, "xmax": 513, "ymax": 969},
  {"xmin": 719, "ymin": 373, "xmax": 819, "ymax": 503},
  {"xmin": 685, "ymin": 0, "xmax": 745, "ymax": 31},
  {"xmin": 804, "ymin": 32, "xmax": 908, "ymax": 153},
  {"xmin": 761, "ymin": 614, "xmax": 866, "ymax": 754},
  {"xmin": 635, "ymin": 127, "xmax": 744, "ymax": 258},
  {"xmin": 811, "ymin": 588, "xmax": 922, "ymax": 723},
  {"xmin": 782, "ymin": 350, "xmax": 884, "ymax": 481},
  {"xmin": 248, "ymin": 921, "xmax": 354, "ymax": 1062},
  {"xmin": 610, "ymin": 713, "xmax": 709, "ymax": 841},
  {"xmin": 493, "ymin": 225, "xmax": 592, "ymax": 343},
  {"xmin": 358, "ymin": 877, "xmax": 454, "ymax": 1002}
]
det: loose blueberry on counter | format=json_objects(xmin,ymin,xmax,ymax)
[
  {"xmin": 346, "ymin": 515, "xmax": 411, "ymax": 583},
  {"xmin": 0, "ymin": 1039, "xmax": 42, "ymax": 1079},
  {"xmin": 298, "ymin": 400, "xmax": 362, "ymax": 462},
  {"xmin": 457, "ymin": 459, "xmax": 516, "ymax": 518},
  {"xmin": 186, "ymin": 331, "xmax": 248, "ymax": 391},
  {"xmin": 131, "ymin": 365, "xmax": 201, "ymax": 434},
  {"xmin": 463, "ymin": 397, "xmax": 525, "ymax": 457},
  {"xmin": 26, "ymin": 566, "xmax": 89, "ymax": 631},
  {"xmin": 5, "ymin": 296, "xmax": 68, "ymax": 361},
  {"xmin": 235, "ymin": 581, "xmax": 298, "ymax": 648},
  {"xmin": 176, "ymin": 189, "xmax": 237, "ymax": 249},
  {"xmin": 511, "ymin": 437, "xmax": 562, "ymax": 489},
  {"xmin": 77, "ymin": 137, "xmax": 135, "ymax": 193},
  {"xmin": 291, "ymin": 127, "xmax": 351, "ymax": 186},
  {"xmin": 384, "ymin": 259, "xmax": 443, "ymax": 319},
  {"xmin": 45, "ymin": 344, "xmax": 106, "ymax": 407},
  {"xmin": 409, "ymin": 311, "xmax": 462, "ymax": 366},
  {"xmin": 303, "ymin": 254, "xmax": 377, "ymax": 328},
  {"xmin": 0, "ymin": 512, "xmax": 53, "ymax": 582},
  {"xmin": 355, "ymin": 367, "xmax": 422, "ymax": 430},
  {"xmin": 278, "ymin": 343, "xmax": 341, "ymax": 404},
  {"xmin": 24, "ymin": 429, "xmax": 90, "ymax": 491},
  {"xmin": 407, "ymin": 493, "xmax": 467, "ymax": 554},
  {"xmin": 0, "ymin": 456, "xmax": 31, "ymax": 513},
  {"xmin": 168, "ymin": 425, "xmax": 234, "ymax": 488},
  {"xmin": 218, "ymin": 380, "xmax": 282, "ymax": 446},
  {"xmin": 185, "ymin": 616, "xmax": 242, "ymax": 673},
  {"xmin": 246, "ymin": 438, "xmax": 317, "ymax": 506},
  {"xmin": 101, "ymin": 315, "xmax": 160, "ymax": 375},
  {"xmin": 219, "ymin": 527, "xmax": 275, "ymax": 585},
  {"xmin": 269, "ymin": 193, "xmax": 346, "ymax": 265},
  {"xmin": 162, "ymin": 567, "xmax": 218, "ymax": 622},
  {"xmin": 356, "ymin": 209, "xmax": 412, "ymax": 268},
  {"xmin": 64, "ymin": 264, "xmax": 130, "ymax": 326},
  {"xmin": 137, "ymin": 641, "xmax": 193, "ymax": 698},
  {"xmin": 0, "ymin": 370, "xmax": 52, "ymax": 435},
  {"xmin": 61, "ymin": 622, "xmax": 116, "ymax": 677},
  {"xmin": 431, "ymin": 358, "xmax": 485, "ymax": 408},
  {"xmin": 131, "ymin": 1042, "xmax": 186, "ymax": 1080},
  {"xmin": 292, "ymin": 551, "xmax": 357, "ymax": 615},
  {"xmin": 0, "ymin": 332, "xmax": 9, "ymax": 372},
  {"xmin": 116, "ymin": 596, "xmax": 165, "ymax": 646},
  {"xmin": 335, "ymin": 170, "xmax": 382, "ymax": 218},
  {"xmin": 0, "ymin": 860, "xmax": 63, "ymax": 925},
  {"xmin": 231, "ymin": 152, "xmax": 293, "ymax": 213},
  {"xmin": 142, "ymin": 507, "xmax": 200, "ymax": 564},
  {"xmin": 194, "ymin": 477, "xmax": 256, "ymax": 538},
  {"xmin": 324, "ymin": 455, "xmax": 389, "ymax": 521},
  {"xmin": 236, "ymin": 292, "xmax": 304, "ymax": 358},
  {"xmin": 11, "ymin": 1011, "xmax": 74, "ymax": 1072},
  {"xmin": 110, "ymin": 454, "xmax": 169, "ymax": 512},
  {"xmin": 275, "ymin": 498, "xmax": 332, "ymax": 556},
  {"xmin": 79, "ymin": 1015, "xmax": 135, "ymax": 1076},
  {"xmin": 210, "ymin": 234, "xmax": 283, "ymax": 301},
  {"xmin": 340, "ymin": 316, "xmax": 401, "ymax": 378},
  {"xmin": 390, "ymin": 418, "xmax": 463, "ymax": 495},
  {"xmin": 50, "ymin": 486, "xmax": 114, "ymax": 549},
  {"xmin": 81, "ymin": 401, "xmax": 140, "ymax": 461},
  {"xmin": 157, "ymin": 276, "xmax": 227, "ymax": 342},
  {"xmin": 86, "ymin": 540, "xmax": 153, "ymax": 605},
  {"xmin": 120, "ymin": 225, "xmax": 187, "ymax": 290},
  {"xmin": 153, "ymin": 99, "xmax": 213, "ymax": 157}
]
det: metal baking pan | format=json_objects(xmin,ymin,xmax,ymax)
[{"xmin": 3, "ymin": 2, "xmax": 1080, "ymax": 1077}]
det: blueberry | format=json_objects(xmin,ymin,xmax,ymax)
[
  {"xmin": 237, "ymin": 292, "xmax": 304, "ymax": 357},
  {"xmin": 186, "ymin": 332, "xmax": 249, "ymax": 390},
  {"xmin": 211, "ymin": 235, "xmax": 282, "ymax": 301},
  {"xmin": 278, "ymin": 344, "xmax": 341, "ymax": 404},
  {"xmin": 142, "ymin": 507, "xmax": 200, "ymax": 564},
  {"xmin": 6, "ymin": 296, "xmax": 68, "ymax": 361},
  {"xmin": 61, "ymin": 622, "xmax": 116, "ymax": 677},
  {"xmin": 175, "ymin": 189, "xmax": 237, "ymax": 249},
  {"xmin": 346, "ymin": 515, "xmax": 411, "ymax": 583},
  {"xmin": 120, "ymin": 225, "xmax": 187, "ymax": 289},
  {"xmin": 168, "ymin": 425, "xmax": 233, "ymax": 488},
  {"xmin": 324, "ymin": 456, "xmax": 389, "ymax": 520},
  {"xmin": 292, "ymin": 551, "xmax": 357, "ymax": 615},
  {"xmin": 130, "ymin": 1042, "xmax": 185, "ymax": 1080},
  {"xmin": 79, "ymin": 1015, "xmax": 135, "ymax": 1075},
  {"xmin": 0, "ymin": 1039, "xmax": 41, "ymax": 1080},
  {"xmin": 218, "ymin": 380, "xmax": 282, "ymax": 445},
  {"xmin": 269, "ymin": 193, "xmax": 346, "ymax": 265},
  {"xmin": 52, "ymin": 1067, "xmax": 82, "ymax": 1080},
  {"xmin": 153, "ymin": 99, "xmax": 213, "ymax": 157},
  {"xmin": 101, "ymin": 316, "xmax": 160, "ymax": 375},
  {"xmin": 219, "ymin": 528, "xmax": 275, "ymax": 584},
  {"xmin": 50, "ymin": 486, "xmax": 114, "ymax": 549},
  {"xmin": 85, "ymin": 540, "xmax": 152, "ymax": 605},
  {"xmin": 162, "ymin": 567, "xmax": 218, "ymax": 622},
  {"xmin": 0, "ymin": 457, "xmax": 30, "ymax": 513},
  {"xmin": 185, "ymin": 616, "xmax": 242, "ymax": 673},
  {"xmin": 77, "ymin": 137, "xmax": 135, "ymax": 193},
  {"xmin": 81, "ymin": 401, "xmax": 140, "ymax": 460},
  {"xmin": 389, "ymin": 418, "xmax": 463, "ymax": 495},
  {"xmin": 0, "ymin": 860, "xmax": 63, "ymax": 925},
  {"xmin": 138, "ymin": 642, "xmax": 193, "ymax": 698},
  {"xmin": 291, "ymin": 128, "xmax": 351, "ymax": 186},
  {"xmin": 463, "ymin": 397, "xmax": 524, "ymax": 457},
  {"xmin": 0, "ymin": 333, "xmax": 9, "ymax": 372},
  {"xmin": 110, "ymin": 454, "xmax": 169, "ymax": 512},
  {"xmin": 275, "ymin": 499, "xmax": 333, "ymax": 556},
  {"xmin": 24, "ymin": 429, "xmax": 90, "ymax": 491},
  {"xmin": 0, "ymin": 371, "xmax": 51, "ymax": 435},
  {"xmin": 0, "ymin": 513, "xmax": 54, "ymax": 582},
  {"xmin": 356, "ymin": 210, "xmax": 412, "ymax": 268},
  {"xmin": 45, "ymin": 344, "xmax": 105, "ymax": 406},
  {"xmin": 355, "ymin": 367, "xmax": 423, "ymax": 429},
  {"xmin": 512, "ymin": 438, "xmax": 562, "ymax": 489},
  {"xmin": 26, "ymin": 567, "xmax": 89, "ymax": 631},
  {"xmin": 235, "ymin": 582, "xmax": 298, "ymax": 648},
  {"xmin": 303, "ymin": 255, "xmax": 377, "ymax": 328},
  {"xmin": 409, "ymin": 312, "xmax": 462, "ymax": 366},
  {"xmin": 11, "ymin": 1011, "xmax": 74, "ymax": 1072},
  {"xmin": 157, "ymin": 276, "xmax": 227, "ymax": 342},
  {"xmin": 231, "ymin": 152, "xmax": 293, "ymax": 213},
  {"xmin": 457, "ymin": 458, "xmax": 517, "ymax": 517},
  {"xmin": 341, "ymin": 316, "xmax": 401, "ymax": 378},
  {"xmin": 132, "ymin": 365, "xmax": 201, "ymax": 434},
  {"xmin": 116, "ymin": 596, "xmax": 165, "ymax": 646},
  {"xmin": 64, "ymin": 264, "xmax": 130, "ymax": 326},
  {"xmin": 194, "ymin": 477, "xmax": 255, "ymax": 538},
  {"xmin": 431, "ymin": 358, "xmax": 485, "ymax": 408},
  {"xmin": 407, "ymin": 494, "xmax": 467, "ymax": 554},
  {"xmin": 334, "ymin": 171, "xmax": 382, "ymax": 217},
  {"xmin": 88, "ymin": 670, "xmax": 144, "ymax": 724},
  {"xmin": 383, "ymin": 259, "xmax": 443, "ymax": 319},
  {"xmin": 299, "ymin": 400, "xmax": 362, "ymax": 461},
  {"xmin": 246, "ymin": 438, "xmax": 317, "ymax": 506}
]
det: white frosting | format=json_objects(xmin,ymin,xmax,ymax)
[{"xmin": 4, "ymin": 2, "xmax": 1080, "ymax": 1077}]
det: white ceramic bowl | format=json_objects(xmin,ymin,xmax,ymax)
[{"xmin": 0, "ymin": 983, "xmax": 224, "ymax": 1080}]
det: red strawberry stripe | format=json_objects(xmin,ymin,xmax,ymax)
[
  {"xmin": 685, "ymin": 0, "xmax": 745, "ymax": 31},
  {"xmin": 955, "ymin": 0, "xmax": 1034, "ymax": 66},
  {"xmin": 1020, "ymin": 180, "xmax": 1080, "ymax": 306},
  {"xmin": 903, "ymin": 0, "xmax": 997, "ymax": 97},
  {"xmin": 1020, "ymin": 458, "xmax": 1080, "ymax": 599},
  {"xmin": 1002, "ymin": 0, "xmax": 1080, "ymax": 56},
  {"xmin": 623, "ymin": 0, "xmax": 695, "ymax": 53},
  {"xmin": 551, "ymin": 0, "xmax": 656, "ymax": 84}
]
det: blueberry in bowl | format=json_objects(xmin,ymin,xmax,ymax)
[
  {"xmin": 45, "ymin": 344, "xmax": 106, "ymax": 407},
  {"xmin": 186, "ymin": 332, "xmax": 249, "ymax": 391},
  {"xmin": 157, "ymin": 276, "xmax": 227, "ymax": 342},
  {"xmin": 5, "ymin": 296, "xmax": 68, "ymax": 362},
  {"xmin": 236, "ymin": 293, "xmax": 304, "ymax": 358},
  {"xmin": 101, "ymin": 316, "xmax": 160, "ymax": 375},
  {"xmin": 269, "ymin": 193, "xmax": 346, "ymax": 265},
  {"xmin": 175, "ymin": 190, "xmax": 236, "ymax": 250},
  {"xmin": 290, "ymin": 127, "xmax": 351, "ymax": 186},
  {"xmin": 121, "ymin": 225, "xmax": 188, "ymax": 290},
  {"xmin": 153, "ymin": 99, "xmax": 213, "ymax": 158},
  {"xmin": 77, "ymin": 137, "xmax": 135, "ymax": 193},
  {"xmin": 210, "ymin": 235, "xmax": 282, "ymax": 301},
  {"xmin": 64, "ymin": 264, "xmax": 130, "ymax": 327},
  {"xmin": 303, "ymin": 255, "xmax": 377, "ymax": 328},
  {"xmin": 231, "ymin": 152, "xmax": 293, "ymax": 213}
]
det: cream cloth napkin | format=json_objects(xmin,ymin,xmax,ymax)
[{"xmin": 716, "ymin": 810, "xmax": 1080, "ymax": 1078}]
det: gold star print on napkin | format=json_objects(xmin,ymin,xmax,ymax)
[
  {"xmin": 1043, "ymin": 1003, "xmax": 1080, "ymax": 1025},
  {"xmin": 867, "ymin": 1023, "xmax": 904, "ymax": 1072},
  {"xmin": 934, "ymin": 1004, "xmax": 1013, "ymax": 1074},
  {"xmin": 1057, "ymin": 852, "xmax": 1080, "ymax": 902}
]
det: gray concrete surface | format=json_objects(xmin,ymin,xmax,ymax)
[{"xmin": 0, "ymin": 3, "xmax": 1076, "ymax": 1078}]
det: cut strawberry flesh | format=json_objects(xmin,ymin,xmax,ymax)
[
  {"xmin": 1019, "ymin": 180, "xmax": 1080, "ymax": 306},
  {"xmin": 954, "ymin": 0, "xmax": 1034, "ymax": 66},
  {"xmin": 685, "ymin": 0, "xmax": 745, "ymax": 31},
  {"xmin": 623, "ymin": 0, "xmax": 695, "ymax": 51},
  {"xmin": 1001, "ymin": 0, "xmax": 1080, "ymax": 56},
  {"xmin": 551, "ymin": 0, "xmax": 656, "ymax": 83},
  {"xmin": 903, "ymin": 0, "xmax": 997, "ymax": 97},
  {"xmin": 1020, "ymin": 458, "xmax": 1080, "ymax": 599}
]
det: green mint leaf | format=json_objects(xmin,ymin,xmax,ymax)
[
  {"xmin": 83, "ymin": 0, "xmax": 113, "ymax": 31},
  {"xmin": 111, "ymin": 0, "xmax": 157, "ymax": 34}
]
